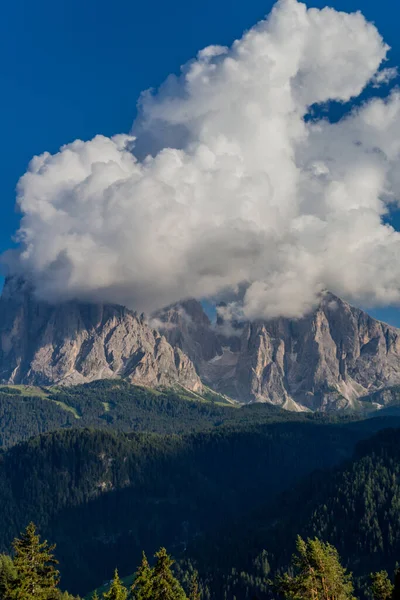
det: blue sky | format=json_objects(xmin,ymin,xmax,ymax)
[{"xmin": 1, "ymin": 0, "xmax": 400, "ymax": 324}]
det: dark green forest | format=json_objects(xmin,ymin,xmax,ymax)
[
  {"xmin": 0, "ymin": 422, "xmax": 361, "ymax": 593},
  {"xmin": 2, "ymin": 522, "xmax": 400, "ymax": 600},
  {"xmin": 0, "ymin": 413, "xmax": 400, "ymax": 594},
  {"xmin": 0, "ymin": 379, "xmax": 393, "ymax": 450},
  {"xmin": 2, "ymin": 381, "xmax": 400, "ymax": 597},
  {"xmin": 182, "ymin": 427, "xmax": 400, "ymax": 598},
  {"xmin": 0, "ymin": 380, "xmax": 331, "ymax": 448}
]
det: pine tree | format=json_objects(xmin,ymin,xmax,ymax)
[
  {"xmin": 189, "ymin": 570, "xmax": 201, "ymax": 600},
  {"xmin": 5, "ymin": 522, "xmax": 60, "ymax": 600},
  {"xmin": 130, "ymin": 552, "xmax": 152, "ymax": 600},
  {"xmin": 273, "ymin": 536, "xmax": 355, "ymax": 600},
  {"xmin": 92, "ymin": 592, "xmax": 100, "ymax": 600},
  {"xmin": 103, "ymin": 569, "xmax": 127, "ymax": 600},
  {"xmin": 0, "ymin": 554, "xmax": 18, "ymax": 598},
  {"xmin": 150, "ymin": 547, "xmax": 187, "ymax": 600},
  {"xmin": 370, "ymin": 571, "xmax": 394, "ymax": 600}
]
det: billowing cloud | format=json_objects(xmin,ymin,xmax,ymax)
[{"xmin": 8, "ymin": 0, "xmax": 400, "ymax": 318}]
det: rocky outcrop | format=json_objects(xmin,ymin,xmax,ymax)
[
  {"xmin": 157, "ymin": 294, "xmax": 400, "ymax": 411},
  {"xmin": 0, "ymin": 278, "xmax": 202, "ymax": 391},
  {"xmin": 154, "ymin": 299, "xmax": 223, "ymax": 366}
]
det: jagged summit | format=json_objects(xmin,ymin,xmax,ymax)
[
  {"xmin": 0, "ymin": 276, "xmax": 202, "ymax": 391},
  {"xmin": 2, "ymin": 277, "xmax": 400, "ymax": 411},
  {"xmin": 154, "ymin": 298, "xmax": 223, "ymax": 364},
  {"xmin": 157, "ymin": 293, "xmax": 400, "ymax": 411}
]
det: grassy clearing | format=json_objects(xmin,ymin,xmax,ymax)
[
  {"xmin": 49, "ymin": 399, "xmax": 81, "ymax": 419},
  {"xmin": 0, "ymin": 385, "xmax": 50, "ymax": 398},
  {"xmin": 172, "ymin": 384, "xmax": 239, "ymax": 407},
  {"xmin": 0, "ymin": 385, "xmax": 81, "ymax": 419},
  {"xmin": 200, "ymin": 385, "xmax": 239, "ymax": 406}
]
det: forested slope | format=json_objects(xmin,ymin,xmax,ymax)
[
  {"xmin": 1, "ymin": 416, "xmax": 397, "ymax": 595},
  {"xmin": 0, "ymin": 379, "xmax": 367, "ymax": 449},
  {"xmin": 186, "ymin": 427, "xmax": 400, "ymax": 599},
  {"xmin": 269, "ymin": 427, "xmax": 400, "ymax": 575}
]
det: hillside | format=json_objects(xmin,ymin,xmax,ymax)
[
  {"xmin": 185, "ymin": 427, "xmax": 400, "ymax": 599},
  {"xmin": 1, "ymin": 417, "xmax": 397, "ymax": 595},
  {"xmin": 0, "ymin": 379, "xmax": 325, "ymax": 448},
  {"xmin": 267, "ymin": 427, "xmax": 400, "ymax": 576},
  {"xmin": 0, "ymin": 380, "xmax": 230, "ymax": 448}
]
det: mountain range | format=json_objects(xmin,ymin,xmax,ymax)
[{"xmin": 1, "ymin": 276, "xmax": 400, "ymax": 412}]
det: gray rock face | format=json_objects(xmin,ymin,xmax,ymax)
[
  {"xmin": 2, "ymin": 276, "xmax": 400, "ymax": 411},
  {"xmin": 154, "ymin": 299, "xmax": 223, "ymax": 365},
  {"xmin": 0, "ymin": 278, "xmax": 202, "ymax": 391},
  {"xmin": 157, "ymin": 294, "xmax": 400, "ymax": 411}
]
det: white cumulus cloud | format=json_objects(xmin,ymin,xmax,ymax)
[{"xmin": 7, "ymin": 0, "xmax": 400, "ymax": 319}]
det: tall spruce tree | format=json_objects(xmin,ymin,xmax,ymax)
[
  {"xmin": 0, "ymin": 554, "xmax": 18, "ymax": 598},
  {"xmin": 5, "ymin": 522, "xmax": 60, "ymax": 600},
  {"xmin": 103, "ymin": 569, "xmax": 127, "ymax": 600},
  {"xmin": 370, "ymin": 571, "xmax": 394, "ymax": 600},
  {"xmin": 130, "ymin": 552, "xmax": 152, "ymax": 600},
  {"xmin": 273, "ymin": 536, "xmax": 355, "ymax": 600},
  {"xmin": 150, "ymin": 547, "xmax": 187, "ymax": 600}
]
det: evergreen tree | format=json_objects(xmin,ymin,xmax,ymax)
[
  {"xmin": 189, "ymin": 570, "xmax": 201, "ymax": 600},
  {"xmin": 130, "ymin": 553, "xmax": 152, "ymax": 600},
  {"xmin": 370, "ymin": 571, "xmax": 394, "ymax": 600},
  {"xmin": 5, "ymin": 522, "xmax": 60, "ymax": 600},
  {"xmin": 273, "ymin": 536, "xmax": 355, "ymax": 600},
  {"xmin": 0, "ymin": 554, "xmax": 17, "ymax": 597},
  {"xmin": 103, "ymin": 569, "xmax": 127, "ymax": 600},
  {"xmin": 150, "ymin": 547, "xmax": 187, "ymax": 600},
  {"xmin": 92, "ymin": 592, "xmax": 99, "ymax": 600}
]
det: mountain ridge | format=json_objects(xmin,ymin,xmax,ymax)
[
  {"xmin": 2, "ymin": 277, "xmax": 400, "ymax": 411},
  {"xmin": 157, "ymin": 293, "xmax": 400, "ymax": 411},
  {"xmin": 0, "ymin": 277, "xmax": 202, "ymax": 392}
]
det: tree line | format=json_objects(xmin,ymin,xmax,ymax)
[
  {"xmin": 2, "ymin": 523, "xmax": 400, "ymax": 600},
  {"xmin": 0, "ymin": 524, "xmax": 199, "ymax": 600},
  {"xmin": 0, "ymin": 379, "xmax": 324, "ymax": 449}
]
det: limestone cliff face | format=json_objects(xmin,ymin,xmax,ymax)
[
  {"xmin": 0, "ymin": 278, "xmax": 202, "ymax": 391},
  {"xmin": 154, "ymin": 299, "xmax": 223, "ymax": 365},
  {"xmin": 157, "ymin": 294, "xmax": 400, "ymax": 411},
  {"xmin": 2, "ymin": 277, "xmax": 400, "ymax": 410}
]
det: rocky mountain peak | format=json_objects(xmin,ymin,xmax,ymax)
[
  {"xmin": 153, "ymin": 299, "xmax": 223, "ymax": 365},
  {"xmin": 157, "ymin": 293, "xmax": 400, "ymax": 411},
  {"xmin": 2, "ymin": 277, "xmax": 400, "ymax": 412},
  {"xmin": 0, "ymin": 277, "xmax": 202, "ymax": 391}
]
